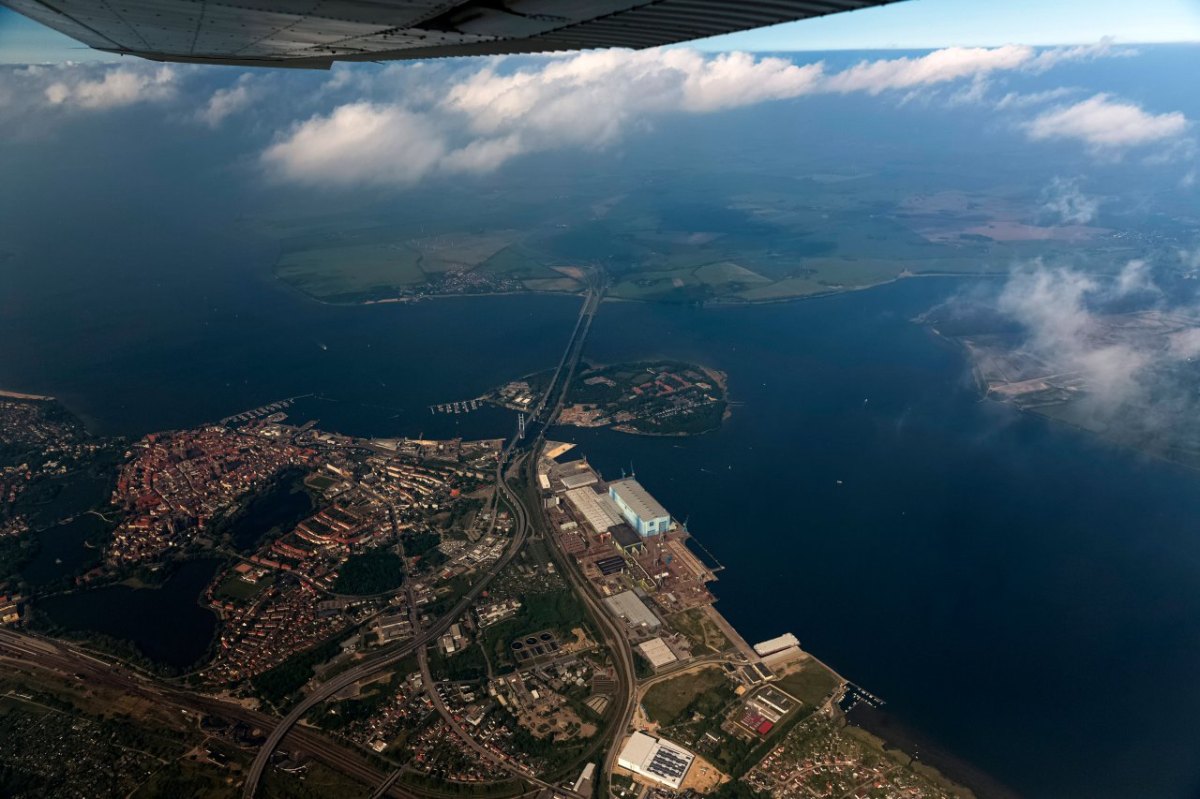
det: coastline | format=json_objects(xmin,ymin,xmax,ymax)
[
  {"xmin": 277, "ymin": 269, "xmax": 1009, "ymax": 311},
  {"xmin": 613, "ymin": 461, "xmax": 979, "ymax": 797},
  {"xmin": 847, "ymin": 704, "xmax": 1019, "ymax": 799},
  {"xmin": 0, "ymin": 388, "xmax": 55, "ymax": 401}
]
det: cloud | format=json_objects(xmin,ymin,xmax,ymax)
[
  {"xmin": 823, "ymin": 44, "xmax": 1034, "ymax": 95},
  {"xmin": 259, "ymin": 41, "xmax": 1184, "ymax": 187},
  {"xmin": 262, "ymin": 102, "xmax": 446, "ymax": 186},
  {"xmin": 1025, "ymin": 93, "xmax": 1188, "ymax": 151},
  {"xmin": 440, "ymin": 134, "xmax": 524, "ymax": 175},
  {"xmin": 1114, "ymin": 258, "xmax": 1156, "ymax": 296},
  {"xmin": 195, "ymin": 73, "xmax": 257, "ymax": 127},
  {"xmin": 44, "ymin": 65, "xmax": 176, "ymax": 109},
  {"xmin": 266, "ymin": 47, "xmax": 830, "ymax": 183},
  {"xmin": 1023, "ymin": 37, "xmax": 1135, "ymax": 71},
  {"xmin": 993, "ymin": 87, "xmax": 1077, "ymax": 110},
  {"xmin": 1179, "ymin": 246, "xmax": 1200, "ymax": 274},
  {"xmin": 998, "ymin": 264, "xmax": 1099, "ymax": 355},
  {"xmin": 1041, "ymin": 176, "xmax": 1101, "ymax": 224},
  {"xmin": 989, "ymin": 259, "xmax": 1198, "ymax": 426},
  {"xmin": 442, "ymin": 49, "xmax": 822, "ymax": 143}
]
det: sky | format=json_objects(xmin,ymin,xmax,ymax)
[{"xmin": 2, "ymin": 0, "xmax": 1200, "ymax": 65}]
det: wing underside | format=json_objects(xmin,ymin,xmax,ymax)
[{"xmin": 2, "ymin": 0, "xmax": 900, "ymax": 69}]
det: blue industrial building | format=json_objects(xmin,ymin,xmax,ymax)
[{"xmin": 608, "ymin": 479, "xmax": 671, "ymax": 537}]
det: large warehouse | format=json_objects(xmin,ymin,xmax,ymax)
[
  {"xmin": 604, "ymin": 590, "xmax": 660, "ymax": 632},
  {"xmin": 617, "ymin": 732, "xmax": 695, "ymax": 790},
  {"xmin": 608, "ymin": 479, "xmax": 671, "ymax": 537},
  {"xmin": 565, "ymin": 487, "xmax": 623, "ymax": 533}
]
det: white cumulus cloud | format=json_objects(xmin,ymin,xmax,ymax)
[
  {"xmin": 260, "ymin": 42, "xmax": 1184, "ymax": 188},
  {"xmin": 44, "ymin": 65, "xmax": 177, "ymax": 110},
  {"xmin": 196, "ymin": 73, "xmax": 258, "ymax": 127},
  {"xmin": 1026, "ymin": 93, "xmax": 1188, "ymax": 151},
  {"xmin": 1041, "ymin": 176, "xmax": 1101, "ymax": 224},
  {"xmin": 261, "ymin": 102, "xmax": 446, "ymax": 186},
  {"xmin": 823, "ymin": 44, "xmax": 1034, "ymax": 95}
]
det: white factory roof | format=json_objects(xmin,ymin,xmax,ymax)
[
  {"xmin": 754, "ymin": 633, "xmax": 800, "ymax": 657},
  {"xmin": 617, "ymin": 732, "xmax": 695, "ymax": 790},
  {"xmin": 561, "ymin": 471, "xmax": 599, "ymax": 490},
  {"xmin": 762, "ymin": 645, "xmax": 804, "ymax": 670},
  {"xmin": 554, "ymin": 459, "xmax": 599, "ymax": 490},
  {"xmin": 604, "ymin": 590, "xmax": 659, "ymax": 630},
  {"xmin": 566, "ymin": 487, "xmax": 623, "ymax": 533},
  {"xmin": 637, "ymin": 637, "xmax": 678, "ymax": 668},
  {"xmin": 610, "ymin": 479, "xmax": 670, "ymax": 521}
]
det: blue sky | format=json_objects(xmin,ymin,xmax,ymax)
[{"xmin": 2, "ymin": 0, "xmax": 1199, "ymax": 64}]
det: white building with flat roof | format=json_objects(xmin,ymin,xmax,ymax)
[
  {"xmin": 605, "ymin": 590, "xmax": 660, "ymax": 632},
  {"xmin": 754, "ymin": 633, "xmax": 800, "ymax": 657},
  {"xmin": 637, "ymin": 637, "xmax": 678, "ymax": 669},
  {"xmin": 617, "ymin": 732, "xmax": 695, "ymax": 790},
  {"xmin": 609, "ymin": 479, "xmax": 670, "ymax": 537}
]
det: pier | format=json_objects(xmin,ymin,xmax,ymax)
[
  {"xmin": 219, "ymin": 394, "xmax": 311, "ymax": 426},
  {"xmin": 428, "ymin": 398, "xmax": 485, "ymax": 415}
]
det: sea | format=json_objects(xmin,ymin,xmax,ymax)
[{"xmin": 4, "ymin": 237, "xmax": 1200, "ymax": 795}]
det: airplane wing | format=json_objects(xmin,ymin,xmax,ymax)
[{"xmin": 1, "ymin": 0, "xmax": 901, "ymax": 69}]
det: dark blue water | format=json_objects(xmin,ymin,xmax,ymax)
[
  {"xmin": 549, "ymin": 280, "xmax": 1200, "ymax": 799},
  {"xmin": 21, "ymin": 514, "xmax": 108, "ymax": 587},
  {"xmin": 226, "ymin": 474, "xmax": 314, "ymax": 551},
  {"xmin": 38, "ymin": 558, "xmax": 221, "ymax": 669},
  {"xmin": 6, "ymin": 243, "xmax": 1200, "ymax": 793}
]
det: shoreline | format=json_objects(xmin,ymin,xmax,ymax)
[
  {"xmin": 847, "ymin": 703, "xmax": 1019, "ymax": 799},
  {"xmin": 279, "ymin": 270, "xmax": 1008, "ymax": 311},
  {"xmin": 0, "ymin": 388, "xmax": 55, "ymax": 402},
  {"xmin": 611, "ymin": 461, "xmax": 979, "ymax": 797}
]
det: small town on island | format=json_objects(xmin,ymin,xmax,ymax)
[{"xmin": 0, "ymin": 284, "xmax": 971, "ymax": 799}]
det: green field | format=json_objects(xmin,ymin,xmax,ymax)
[
  {"xmin": 215, "ymin": 572, "xmax": 274, "ymax": 602},
  {"xmin": 276, "ymin": 242, "xmax": 428, "ymax": 301},
  {"xmin": 774, "ymin": 660, "xmax": 842, "ymax": 707},
  {"xmin": 667, "ymin": 607, "xmax": 732, "ymax": 656},
  {"xmin": 262, "ymin": 178, "xmax": 1129, "ymax": 306},
  {"xmin": 641, "ymin": 666, "xmax": 731, "ymax": 726}
]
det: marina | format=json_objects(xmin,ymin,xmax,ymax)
[
  {"xmin": 429, "ymin": 398, "xmax": 485, "ymax": 414},
  {"xmin": 219, "ymin": 395, "xmax": 310, "ymax": 426}
]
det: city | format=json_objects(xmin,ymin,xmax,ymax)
[{"xmin": 0, "ymin": 279, "xmax": 970, "ymax": 799}]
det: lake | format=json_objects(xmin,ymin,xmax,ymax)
[
  {"xmin": 38, "ymin": 558, "xmax": 221, "ymax": 670},
  {"xmin": 21, "ymin": 513, "xmax": 108, "ymax": 587}
]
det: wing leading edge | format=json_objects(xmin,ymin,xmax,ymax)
[{"xmin": 2, "ymin": 0, "xmax": 902, "ymax": 69}]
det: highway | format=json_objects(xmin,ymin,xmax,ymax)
[
  {"xmin": 501, "ymin": 273, "xmax": 639, "ymax": 797},
  {"xmin": 246, "ymin": 279, "xmax": 604, "ymax": 798},
  {"xmin": 5, "ymin": 276, "xmax": 622, "ymax": 799},
  {"xmin": 529, "ymin": 450, "xmax": 637, "ymax": 797},
  {"xmin": 240, "ymin": 476, "xmax": 532, "ymax": 798}
]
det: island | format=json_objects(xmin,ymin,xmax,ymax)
[{"xmin": 489, "ymin": 361, "xmax": 730, "ymax": 436}]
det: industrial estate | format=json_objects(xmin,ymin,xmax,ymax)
[{"xmin": 0, "ymin": 284, "xmax": 971, "ymax": 799}]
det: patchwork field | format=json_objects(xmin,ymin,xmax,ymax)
[{"xmin": 264, "ymin": 179, "xmax": 1143, "ymax": 305}]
